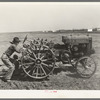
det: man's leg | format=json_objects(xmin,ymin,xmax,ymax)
[
  {"xmin": 4, "ymin": 63, "xmax": 15, "ymax": 80},
  {"xmin": 1, "ymin": 54, "xmax": 15, "ymax": 80}
]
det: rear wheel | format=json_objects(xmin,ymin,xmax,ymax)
[
  {"xmin": 75, "ymin": 56, "xmax": 97, "ymax": 78},
  {"xmin": 21, "ymin": 43, "xmax": 55, "ymax": 79}
]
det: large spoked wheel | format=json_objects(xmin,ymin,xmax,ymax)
[
  {"xmin": 75, "ymin": 56, "xmax": 97, "ymax": 78},
  {"xmin": 21, "ymin": 44, "xmax": 55, "ymax": 79}
]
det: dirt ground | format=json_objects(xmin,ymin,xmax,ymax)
[{"xmin": 0, "ymin": 32, "xmax": 100, "ymax": 90}]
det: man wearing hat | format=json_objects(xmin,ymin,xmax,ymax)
[{"xmin": 1, "ymin": 37, "xmax": 22, "ymax": 82}]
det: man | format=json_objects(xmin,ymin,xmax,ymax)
[{"xmin": 1, "ymin": 37, "xmax": 22, "ymax": 82}]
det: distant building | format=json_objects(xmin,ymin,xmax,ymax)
[
  {"xmin": 88, "ymin": 29, "xmax": 93, "ymax": 32},
  {"xmin": 97, "ymin": 28, "xmax": 100, "ymax": 31}
]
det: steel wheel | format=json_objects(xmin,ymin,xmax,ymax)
[
  {"xmin": 75, "ymin": 56, "xmax": 96, "ymax": 78},
  {"xmin": 60, "ymin": 50, "xmax": 71, "ymax": 64},
  {"xmin": 21, "ymin": 42, "xmax": 55, "ymax": 79}
]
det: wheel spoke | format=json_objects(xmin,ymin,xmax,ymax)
[
  {"xmin": 42, "ymin": 62, "xmax": 53, "ymax": 68},
  {"xmin": 32, "ymin": 52, "xmax": 37, "ymax": 59},
  {"xmin": 27, "ymin": 56, "xmax": 36, "ymax": 61},
  {"xmin": 81, "ymin": 68, "xmax": 93, "ymax": 75},
  {"xmin": 35, "ymin": 45, "xmax": 37, "ymax": 50},
  {"xmin": 40, "ymin": 55, "xmax": 45, "ymax": 60},
  {"xmin": 30, "ymin": 46, "xmax": 35, "ymax": 51},
  {"xmin": 40, "ymin": 65, "xmax": 47, "ymax": 76},
  {"xmin": 29, "ymin": 46, "xmax": 38, "ymax": 59},
  {"xmin": 42, "ymin": 58, "xmax": 53, "ymax": 62},
  {"xmin": 36, "ymin": 67, "xmax": 39, "ymax": 77},
  {"xmin": 27, "ymin": 49, "xmax": 32, "ymax": 55},
  {"xmin": 27, "ymin": 70, "xmax": 31, "ymax": 74},
  {"xmin": 43, "ymin": 60, "xmax": 53, "ymax": 64},
  {"xmin": 32, "ymin": 67, "xmax": 37, "ymax": 75},
  {"xmin": 81, "ymin": 67, "xmax": 93, "ymax": 74},
  {"xmin": 42, "ymin": 64, "xmax": 50, "ymax": 72},
  {"xmin": 42, "ymin": 59, "xmax": 48, "ymax": 62},
  {"xmin": 87, "ymin": 58, "xmax": 93, "ymax": 63},
  {"xmin": 38, "ymin": 53, "xmax": 41, "ymax": 58},
  {"xmin": 41, "ymin": 62, "xmax": 48, "ymax": 67},
  {"xmin": 80, "ymin": 61, "xmax": 86, "ymax": 68},
  {"xmin": 87, "ymin": 61, "xmax": 95, "ymax": 66},
  {"xmin": 39, "ymin": 67, "xmax": 43, "ymax": 76},
  {"xmin": 23, "ymin": 64, "xmax": 31, "ymax": 69},
  {"xmin": 87, "ymin": 68, "xmax": 94, "ymax": 73},
  {"xmin": 81, "ymin": 69, "xmax": 86, "ymax": 74},
  {"xmin": 35, "ymin": 45, "xmax": 38, "ymax": 54},
  {"xmin": 38, "ymin": 45, "xmax": 42, "ymax": 53},
  {"xmin": 30, "ymin": 44, "xmax": 36, "ymax": 51},
  {"xmin": 22, "ymin": 62, "xmax": 34, "ymax": 66}
]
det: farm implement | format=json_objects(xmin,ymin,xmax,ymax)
[{"xmin": 6, "ymin": 34, "xmax": 97, "ymax": 79}]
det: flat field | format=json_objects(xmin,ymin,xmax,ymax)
[{"xmin": 0, "ymin": 32, "xmax": 100, "ymax": 90}]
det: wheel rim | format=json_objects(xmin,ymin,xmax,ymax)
[
  {"xmin": 60, "ymin": 51, "xmax": 71, "ymax": 63},
  {"xmin": 21, "ymin": 41, "xmax": 55, "ymax": 79},
  {"xmin": 76, "ymin": 56, "xmax": 96, "ymax": 78}
]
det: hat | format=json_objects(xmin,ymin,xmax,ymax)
[{"xmin": 10, "ymin": 37, "xmax": 21, "ymax": 44}]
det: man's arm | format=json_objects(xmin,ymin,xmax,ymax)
[{"xmin": 14, "ymin": 45, "xmax": 23, "ymax": 53}]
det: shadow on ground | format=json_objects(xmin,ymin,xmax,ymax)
[{"xmin": 11, "ymin": 66, "xmax": 82, "ymax": 82}]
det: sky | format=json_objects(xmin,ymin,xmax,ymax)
[{"xmin": 0, "ymin": 2, "xmax": 100, "ymax": 32}]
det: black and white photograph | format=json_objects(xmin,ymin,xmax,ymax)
[{"xmin": 0, "ymin": 2, "xmax": 99, "ymax": 94}]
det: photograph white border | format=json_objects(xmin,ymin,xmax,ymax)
[{"xmin": 0, "ymin": 2, "xmax": 100, "ymax": 98}]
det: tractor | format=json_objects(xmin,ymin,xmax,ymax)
[
  {"xmin": 0, "ymin": 33, "xmax": 93, "ymax": 81},
  {"xmin": 10, "ymin": 34, "xmax": 96, "ymax": 80}
]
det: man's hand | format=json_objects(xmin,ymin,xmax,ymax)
[{"xmin": 19, "ymin": 48, "xmax": 25, "ymax": 53}]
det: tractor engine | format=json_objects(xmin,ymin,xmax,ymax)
[
  {"xmin": 62, "ymin": 34, "xmax": 93, "ymax": 58},
  {"xmin": 70, "ymin": 44, "xmax": 87, "ymax": 58}
]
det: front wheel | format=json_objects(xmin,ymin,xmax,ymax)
[{"xmin": 75, "ymin": 56, "xmax": 97, "ymax": 78}]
